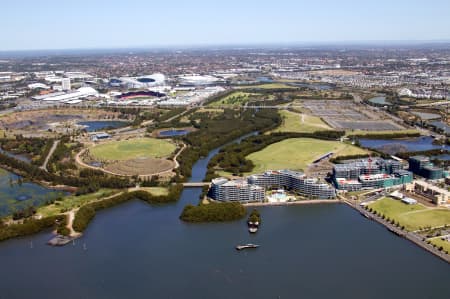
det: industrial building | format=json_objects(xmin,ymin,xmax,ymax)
[
  {"xmin": 408, "ymin": 156, "xmax": 444, "ymax": 180},
  {"xmin": 333, "ymin": 158, "xmax": 412, "ymax": 190}
]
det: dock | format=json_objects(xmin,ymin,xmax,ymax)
[{"xmin": 47, "ymin": 235, "xmax": 79, "ymax": 246}]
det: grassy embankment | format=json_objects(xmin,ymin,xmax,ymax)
[
  {"xmin": 271, "ymin": 110, "xmax": 331, "ymax": 133},
  {"xmin": 246, "ymin": 138, "xmax": 367, "ymax": 173},
  {"xmin": 90, "ymin": 138, "xmax": 176, "ymax": 161},
  {"xmin": 368, "ymin": 197, "xmax": 450, "ymax": 231}
]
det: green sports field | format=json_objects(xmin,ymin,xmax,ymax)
[
  {"xmin": 90, "ymin": 138, "xmax": 176, "ymax": 161},
  {"xmin": 368, "ymin": 197, "xmax": 450, "ymax": 231},
  {"xmin": 246, "ymin": 138, "xmax": 367, "ymax": 173}
]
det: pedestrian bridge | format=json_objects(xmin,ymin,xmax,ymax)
[{"xmin": 182, "ymin": 182, "xmax": 211, "ymax": 188}]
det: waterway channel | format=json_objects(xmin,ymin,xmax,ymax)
[{"xmin": 0, "ymin": 133, "xmax": 449, "ymax": 298}]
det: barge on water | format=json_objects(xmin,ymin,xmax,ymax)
[{"xmin": 236, "ymin": 244, "xmax": 260, "ymax": 250}]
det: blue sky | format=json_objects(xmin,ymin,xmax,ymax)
[{"xmin": 2, "ymin": 0, "xmax": 450, "ymax": 50}]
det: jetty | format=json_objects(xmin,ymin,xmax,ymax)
[{"xmin": 47, "ymin": 235, "xmax": 79, "ymax": 246}]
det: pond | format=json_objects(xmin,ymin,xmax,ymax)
[
  {"xmin": 368, "ymin": 96, "xmax": 392, "ymax": 106},
  {"xmin": 359, "ymin": 136, "xmax": 449, "ymax": 154},
  {"xmin": 0, "ymin": 168, "xmax": 67, "ymax": 217},
  {"xmin": 159, "ymin": 129, "xmax": 190, "ymax": 137},
  {"xmin": 78, "ymin": 121, "xmax": 129, "ymax": 132}
]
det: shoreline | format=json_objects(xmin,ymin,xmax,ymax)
[
  {"xmin": 341, "ymin": 200, "xmax": 450, "ymax": 264},
  {"xmin": 243, "ymin": 199, "xmax": 341, "ymax": 207},
  {"xmin": 245, "ymin": 198, "xmax": 450, "ymax": 263}
]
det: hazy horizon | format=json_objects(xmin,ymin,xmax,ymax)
[{"xmin": 2, "ymin": 0, "xmax": 450, "ymax": 52}]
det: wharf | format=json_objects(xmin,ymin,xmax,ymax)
[{"xmin": 47, "ymin": 235, "xmax": 80, "ymax": 247}]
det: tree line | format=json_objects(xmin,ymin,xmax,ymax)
[
  {"xmin": 175, "ymin": 108, "xmax": 282, "ymax": 181},
  {"xmin": 180, "ymin": 202, "xmax": 246, "ymax": 223}
]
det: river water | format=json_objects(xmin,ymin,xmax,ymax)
[
  {"xmin": 360, "ymin": 136, "xmax": 449, "ymax": 154},
  {"xmin": 0, "ymin": 133, "xmax": 449, "ymax": 298}
]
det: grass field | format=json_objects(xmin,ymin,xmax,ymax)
[
  {"xmin": 90, "ymin": 138, "xmax": 176, "ymax": 161},
  {"xmin": 271, "ymin": 110, "xmax": 331, "ymax": 133},
  {"xmin": 139, "ymin": 187, "xmax": 169, "ymax": 196},
  {"xmin": 368, "ymin": 198, "xmax": 450, "ymax": 231},
  {"xmin": 38, "ymin": 189, "xmax": 118, "ymax": 217},
  {"xmin": 246, "ymin": 138, "xmax": 367, "ymax": 173},
  {"xmin": 429, "ymin": 237, "xmax": 450, "ymax": 253},
  {"xmin": 208, "ymin": 92, "xmax": 257, "ymax": 107}
]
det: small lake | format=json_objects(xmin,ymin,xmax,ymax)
[
  {"xmin": 287, "ymin": 82, "xmax": 334, "ymax": 90},
  {"xmin": 256, "ymin": 76, "xmax": 273, "ymax": 83},
  {"xmin": 159, "ymin": 129, "xmax": 190, "ymax": 137},
  {"xmin": 0, "ymin": 168, "xmax": 67, "ymax": 217},
  {"xmin": 359, "ymin": 136, "xmax": 449, "ymax": 154},
  {"xmin": 0, "ymin": 148, "xmax": 31, "ymax": 163},
  {"xmin": 78, "ymin": 121, "xmax": 129, "ymax": 132},
  {"xmin": 368, "ymin": 96, "xmax": 392, "ymax": 106}
]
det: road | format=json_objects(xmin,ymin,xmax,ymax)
[{"xmin": 40, "ymin": 140, "xmax": 59, "ymax": 172}]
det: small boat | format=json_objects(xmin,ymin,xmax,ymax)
[
  {"xmin": 236, "ymin": 244, "xmax": 260, "ymax": 250},
  {"xmin": 247, "ymin": 209, "xmax": 261, "ymax": 233},
  {"xmin": 249, "ymin": 226, "xmax": 258, "ymax": 233}
]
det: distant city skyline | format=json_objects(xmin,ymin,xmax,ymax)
[{"xmin": 2, "ymin": 0, "xmax": 450, "ymax": 51}]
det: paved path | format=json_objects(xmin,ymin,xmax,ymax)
[{"xmin": 40, "ymin": 140, "xmax": 59, "ymax": 172}]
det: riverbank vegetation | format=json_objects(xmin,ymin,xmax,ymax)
[
  {"xmin": 349, "ymin": 131, "xmax": 421, "ymax": 139},
  {"xmin": 176, "ymin": 108, "xmax": 282, "ymax": 180},
  {"xmin": 0, "ymin": 214, "xmax": 67, "ymax": 242},
  {"xmin": 180, "ymin": 202, "xmax": 246, "ymax": 222}
]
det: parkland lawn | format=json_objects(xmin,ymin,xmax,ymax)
[
  {"xmin": 429, "ymin": 237, "xmax": 450, "ymax": 254},
  {"xmin": 208, "ymin": 92, "xmax": 258, "ymax": 107},
  {"xmin": 246, "ymin": 138, "xmax": 367, "ymax": 173},
  {"xmin": 271, "ymin": 110, "xmax": 331, "ymax": 133},
  {"xmin": 90, "ymin": 138, "xmax": 176, "ymax": 161},
  {"xmin": 37, "ymin": 189, "xmax": 119, "ymax": 217},
  {"xmin": 368, "ymin": 197, "xmax": 450, "ymax": 231}
]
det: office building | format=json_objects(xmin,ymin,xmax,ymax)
[
  {"xmin": 409, "ymin": 156, "xmax": 444, "ymax": 180},
  {"xmin": 61, "ymin": 78, "xmax": 71, "ymax": 91}
]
